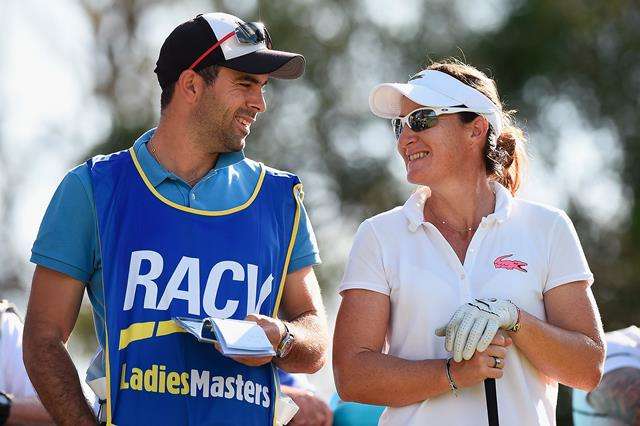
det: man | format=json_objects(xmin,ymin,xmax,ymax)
[
  {"xmin": 23, "ymin": 12, "xmax": 328, "ymax": 426},
  {"xmin": 0, "ymin": 300, "xmax": 53, "ymax": 425},
  {"xmin": 573, "ymin": 325, "xmax": 640, "ymax": 425}
]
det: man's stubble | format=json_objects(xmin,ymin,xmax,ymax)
[{"xmin": 192, "ymin": 92, "xmax": 246, "ymax": 155}]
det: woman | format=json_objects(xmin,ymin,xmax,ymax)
[{"xmin": 333, "ymin": 60, "xmax": 605, "ymax": 426}]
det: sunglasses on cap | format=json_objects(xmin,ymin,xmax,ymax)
[
  {"xmin": 189, "ymin": 21, "xmax": 272, "ymax": 70},
  {"xmin": 391, "ymin": 106, "xmax": 482, "ymax": 140},
  {"xmin": 235, "ymin": 21, "xmax": 272, "ymax": 48}
]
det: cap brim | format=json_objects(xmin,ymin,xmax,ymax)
[
  {"xmin": 369, "ymin": 83, "xmax": 460, "ymax": 118},
  {"xmin": 223, "ymin": 49, "xmax": 305, "ymax": 79}
]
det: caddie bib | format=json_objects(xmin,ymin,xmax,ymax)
[{"xmin": 89, "ymin": 148, "xmax": 301, "ymax": 426}]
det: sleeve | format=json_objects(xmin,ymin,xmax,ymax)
[
  {"xmin": 544, "ymin": 211, "xmax": 594, "ymax": 293},
  {"xmin": 603, "ymin": 349, "xmax": 640, "ymax": 375},
  {"xmin": 30, "ymin": 166, "xmax": 98, "ymax": 283},
  {"xmin": 0, "ymin": 314, "xmax": 37, "ymax": 398},
  {"xmin": 287, "ymin": 189, "xmax": 321, "ymax": 273},
  {"xmin": 338, "ymin": 220, "xmax": 390, "ymax": 296}
]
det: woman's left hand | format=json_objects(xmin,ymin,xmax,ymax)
[{"xmin": 435, "ymin": 298, "xmax": 519, "ymax": 362}]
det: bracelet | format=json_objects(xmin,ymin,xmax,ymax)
[
  {"xmin": 509, "ymin": 303, "xmax": 522, "ymax": 332},
  {"xmin": 445, "ymin": 357, "xmax": 459, "ymax": 397}
]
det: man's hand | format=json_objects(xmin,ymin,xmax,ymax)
[
  {"xmin": 224, "ymin": 314, "xmax": 285, "ymax": 367},
  {"xmin": 435, "ymin": 298, "xmax": 518, "ymax": 362},
  {"xmin": 281, "ymin": 385, "xmax": 332, "ymax": 426}
]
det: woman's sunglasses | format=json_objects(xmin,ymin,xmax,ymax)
[{"xmin": 391, "ymin": 106, "xmax": 481, "ymax": 140}]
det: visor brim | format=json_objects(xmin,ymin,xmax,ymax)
[
  {"xmin": 369, "ymin": 83, "xmax": 461, "ymax": 118},
  {"xmin": 223, "ymin": 49, "xmax": 305, "ymax": 79}
]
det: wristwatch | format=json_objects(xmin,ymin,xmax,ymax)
[
  {"xmin": 0, "ymin": 391, "xmax": 12, "ymax": 426},
  {"xmin": 276, "ymin": 322, "xmax": 295, "ymax": 358}
]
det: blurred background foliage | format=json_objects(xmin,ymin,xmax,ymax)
[{"xmin": 2, "ymin": 0, "xmax": 640, "ymax": 424}]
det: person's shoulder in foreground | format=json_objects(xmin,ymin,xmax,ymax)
[
  {"xmin": 573, "ymin": 326, "xmax": 640, "ymax": 426},
  {"xmin": 0, "ymin": 300, "xmax": 54, "ymax": 424}
]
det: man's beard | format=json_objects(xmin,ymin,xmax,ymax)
[
  {"xmin": 220, "ymin": 128, "xmax": 245, "ymax": 152},
  {"xmin": 193, "ymin": 101, "xmax": 246, "ymax": 153}
]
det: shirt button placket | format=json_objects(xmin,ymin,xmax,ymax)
[{"xmin": 460, "ymin": 271, "xmax": 471, "ymax": 300}]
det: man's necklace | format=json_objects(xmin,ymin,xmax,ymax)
[
  {"xmin": 426, "ymin": 202, "xmax": 476, "ymax": 233},
  {"xmin": 148, "ymin": 142, "xmax": 201, "ymax": 186}
]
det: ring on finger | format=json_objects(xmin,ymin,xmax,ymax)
[{"xmin": 492, "ymin": 356, "xmax": 503, "ymax": 369}]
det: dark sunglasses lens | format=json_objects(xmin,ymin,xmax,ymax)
[
  {"xmin": 235, "ymin": 24, "xmax": 253, "ymax": 42},
  {"xmin": 251, "ymin": 22, "xmax": 272, "ymax": 48},
  {"xmin": 237, "ymin": 22, "xmax": 272, "ymax": 48},
  {"xmin": 392, "ymin": 119, "xmax": 403, "ymax": 139},
  {"xmin": 408, "ymin": 109, "xmax": 437, "ymax": 132}
]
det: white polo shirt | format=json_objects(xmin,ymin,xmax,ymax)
[
  {"xmin": 0, "ymin": 305, "xmax": 38, "ymax": 398},
  {"xmin": 339, "ymin": 182, "xmax": 593, "ymax": 426}
]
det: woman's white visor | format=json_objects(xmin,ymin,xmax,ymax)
[{"xmin": 369, "ymin": 70, "xmax": 502, "ymax": 135}]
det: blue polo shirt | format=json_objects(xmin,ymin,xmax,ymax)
[{"xmin": 30, "ymin": 128, "xmax": 321, "ymax": 379}]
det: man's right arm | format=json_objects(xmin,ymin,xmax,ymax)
[{"xmin": 23, "ymin": 266, "xmax": 97, "ymax": 425}]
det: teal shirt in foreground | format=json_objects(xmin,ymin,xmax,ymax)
[{"xmin": 30, "ymin": 129, "xmax": 321, "ymax": 380}]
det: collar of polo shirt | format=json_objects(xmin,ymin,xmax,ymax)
[{"xmin": 403, "ymin": 181, "xmax": 513, "ymax": 232}]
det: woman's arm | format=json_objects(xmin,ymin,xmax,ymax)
[
  {"xmin": 333, "ymin": 289, "xmax": 450, "ymax": 407},
  {"xmin": 333, "ymin": 289, "xmax": 509, "ymax": 407},
  {"xmin": 508, "ymin": 280, "xmax": 605, "ymax": 391}
]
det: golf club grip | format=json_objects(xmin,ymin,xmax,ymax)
[{"xmin": 484, "ymin": 378, "xmax": 499, "ymax": 426}]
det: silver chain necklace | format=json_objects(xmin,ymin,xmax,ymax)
[{"xmin": 426, "ymin": 202, "xmax": 476, "ymax": 233}]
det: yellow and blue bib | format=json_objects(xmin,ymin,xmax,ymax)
[{"xmin": 89, "ymin": 148, "xmax": 301, "ymax": 426}]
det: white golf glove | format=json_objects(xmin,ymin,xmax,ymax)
[{"xmin": 435, "ymin": 298, "xmax": 518, "ymax": 362}]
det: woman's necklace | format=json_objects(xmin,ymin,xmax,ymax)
[
  {"xmin": 148, "ymin": 142, "xmax": 201, "ymax": 187},
  {"xmin": 426, "ymin": 202, "xmax": 476, "ymax": 233}
]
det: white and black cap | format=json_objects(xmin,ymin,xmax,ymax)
[
  {"xmin": 369, "ymin": 70, "xmax": 503, "ymax": 135},
  {"xmin": 155, "ymin": 12, "xmax": 305, "ymax": 89}
]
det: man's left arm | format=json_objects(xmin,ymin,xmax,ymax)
[
  {"xmin": 273, "ymin": 266, "xmax": 329, "ymax": 373},
  {"xmin": 234, "ymin": 266, "xmax": 329, "ymax": 373},
  {"xmin": 587, "ymin": 367, "xmax": 640, "ymax": 425}
]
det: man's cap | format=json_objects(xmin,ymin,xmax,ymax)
[
  {"xmin": 369, "ymin": 70, "xmax": 503, "ymax": 135},
  {"xmin": 155, "ymin": 12, "xmax": 305, "ymax": 89}
]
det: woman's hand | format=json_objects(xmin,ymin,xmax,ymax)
[
  {"xmin": 435, "ymin": 298, "xmax": 519, "ymax": 362},
  {"xmin": 449, "ymin": 332, "xmax": 512, "ymax": 389}
]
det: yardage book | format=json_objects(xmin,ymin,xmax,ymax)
[{"xmin": 173, "ymin": 316, "xmax": 276, "ymax": 357}]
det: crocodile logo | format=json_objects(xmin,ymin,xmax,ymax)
[{"xmin": 494, "ymin": 254, "xmax": 528, "ymax": 273}]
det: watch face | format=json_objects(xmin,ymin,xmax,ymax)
[
  {"xmin": 0, "ymin": 394, "xmax": 9, "ymax": 406},
  {"xmin": 279, "ymin": 334, "xmax": 294, "ymax": 357}
]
